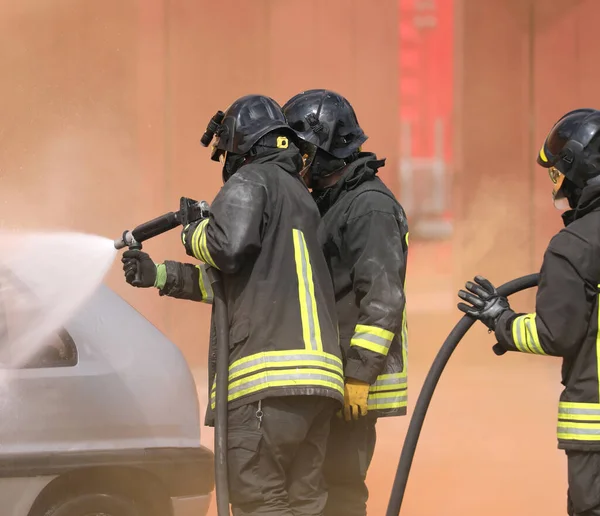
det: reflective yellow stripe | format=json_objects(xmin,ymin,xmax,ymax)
[
  {"xmin": 524, "ymin": 315, "xmax": 545, "ymax": 354},
  {"xmin": 401, "ymin": 306, "xmax": 408, "ymax": 374},
  {"xmin": 539, "ymin": 145, "xmax": 548, "ymax": 163},
  {"xmin": 405, "ymin": 232, "xmax": 409, "ymax": 247},
  {"xmin": 560, "ymin": 401, "xmax": 600, "ymax": 409},
  {"xmin": 228, "ymin": 349, "xmax": 342, "ymax": 372},
  {"xmin": 211, "ymin": 350, "xmax": 344, "ymax": 407},
  {"xmin": 511, "ymin": 314, "xmax": 546, "ymax": 355},
  {"xmin": 200, "ymin": 220, "xmax": 218, "ymax": 269},
  {"xmin": 351, "ymin": 324, "xmax": 394, "ymax": 356},
  {"xmin": 558, "ymin": 420, "xmax": 600, "ymax": 441},
  {"xmin": 191, "ymin": 220, "xmax": 205, "ymax": 261},
  {"xmin": 210, "ymin": 365, "xmax": 344, "ymax": 407},
  {"xmin": 559, "ymin": 402, "xmax": 600, "ymax": 421},
  {"xmin": 367, "ymin": 390, "xmax": 407, "ymax": 410},
  {"xmin": 368, "ymin": 372, "xmax": 407, "ymax": 411},
  {"xmin": 292, "ymin": 229, "xmax": 323, "ymax": 351},
  {"xmin": 369, "ymin": 372, "xmax": 407, "ymax": 393},
  {"xmin": 229, "ymin": 351, "xmax": 343, "ymax": 381},
  {"xmin": 196, "ymin": 264, "xmax": 213, "ymax": 303},
  {"xmin": 191, "ymin": 219, "xmax": 219, "ymax": 269}
]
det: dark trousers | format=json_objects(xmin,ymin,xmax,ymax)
[
  {"xmin": 227, "ymin": 396, "xmax": 337, "ymax": 516},
  {"xmin": 322, "ymin": 414, "xmax": 377, "ymax": 516},
  {"xmin": 567, "ymin": 451, "xmax": 600, "ymax": 515}
]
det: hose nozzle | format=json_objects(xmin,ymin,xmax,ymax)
[{"xmin": 114, "ymin": 230, "xmax": 137, "ymax": 250}]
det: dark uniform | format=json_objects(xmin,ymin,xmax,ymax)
[
  {"xmin": 458, "ymin": 109, "xmax": 600, "ymax": 516},
  {"xmin": 284, "ymin": 90, "xmax": 409, "ymax": 516},
  {"xmin": 122, "ymin": 95, "xmax": 344, "ymax": 516},
  {"xmin": 316, "ymin": 154, "xmax": 409, "ymax": 515}
]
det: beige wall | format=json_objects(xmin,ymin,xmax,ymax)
[
  {"xmin": 454, "ymin": 0, "xmax": 598, "ymax": 303},
  {"xmin": 0, "ymin": 0, "xmax": 399, "ymax": 367}
]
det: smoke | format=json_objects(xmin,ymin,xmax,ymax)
[
  {"xmin": 0, "ymin": 231, "xmax": 116, "ymax": 371},
  {"xmin": 456, "ymin": 175, "xmax": 531, "ymax": 282}
]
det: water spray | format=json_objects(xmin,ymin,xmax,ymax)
[{"xmin": 0, "ymin": 231, "xmax": 117, "ymax": 371}]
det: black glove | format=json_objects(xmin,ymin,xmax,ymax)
[
  {"xmin": 457, "ymin": 275, "xmax": 511, "ymax": 331},
  {"xmin": 122, "ymin": 250, "xmax": 157, "ymax": 288}
]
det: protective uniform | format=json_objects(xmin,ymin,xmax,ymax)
[
  {"xmin": 122, "ymin": 94, "xmax": 344, "ymax": 516},
  {"xmin": 457, "ymin": 109, "xmax": 600, "ymax": 516},
  {"xmin": 284, "ymin": 89, "xmax": 409, "ymax": 516}
]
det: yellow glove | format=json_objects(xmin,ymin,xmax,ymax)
[{"xmin": 343, "ymin": 378, "xmax": 370, "ymax": 421}]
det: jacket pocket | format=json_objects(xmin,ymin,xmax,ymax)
[
  {"xmin": 229, "ymin": 318, "xmax": 250, "ymax": 351},
  {"xmin": 227, "ymin": 429, "xmax": 263, "ymax": 505}
]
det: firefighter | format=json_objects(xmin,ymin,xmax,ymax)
[
  {"xmin": 121, "ymin": 94, "xmax": 344, "ymax": 515},
  {"xmin": 458, "ymin": 108, "xmax": 600, "ymax": 516},
  {"xmin": 283, "ymin": 89, "xmax": 409, "ymax": 516}
]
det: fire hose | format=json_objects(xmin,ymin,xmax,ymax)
[
  {"xmin": 115, "ymin": 199, "xmax": 231, "ymax": 516},
  {"xmin": 385, "ymin": 273, "xmax": 540, "ymax": 515}
]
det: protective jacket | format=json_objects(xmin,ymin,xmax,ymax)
[
  {"xmin": 495, "ymin": 180, "xmax": 600, "ymax": 451},
  {"xmin": 157, "ymin": 145, "xmax": 344, "ymax": 421},
  {"xmin": 313, "ymin": 152, "xmax": 409, "ymax": 418}
]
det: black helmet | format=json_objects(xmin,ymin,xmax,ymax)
[
  {"xmin": 282, "ymin": 89, "xmax": 367, "ymax": 160},
  {"xmin": 201, "ymin": 94, "xmax": 292, "ymax": 162},
  {"xmin": 537, "ymin": 108, "xmax": 600, "ymax": 188}
]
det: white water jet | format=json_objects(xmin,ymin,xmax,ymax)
[{"xmin": 0, "ymin": 231, "xmax": 116, "ymax": 371}]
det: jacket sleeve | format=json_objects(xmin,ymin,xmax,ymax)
[
  {"xmin": 154, "ymin": 261, "xmax": 214, "ymax": 303},
  {"xmin": 494, "ymin": 230, "xmax": 595, "ymax": 357},
  {"xmin": 342, "ymin": 193, "xmax": 408, "ymax": 384},
  {"xmin": 186, "ymin": 166, "xmax": 268, "ymax": 274}
]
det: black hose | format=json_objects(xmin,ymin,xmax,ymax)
[
  {"xmin": 385, "ymin": 273, "xmax": 540, "ymax": 516},
  {"xmin": 207, "ymin": 268, "xmax": 230, "ymax": 516}
]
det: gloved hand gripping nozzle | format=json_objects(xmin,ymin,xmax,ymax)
[{"xmin": 114, "ymin": 197, "xmax": 210, "ymax": 284}]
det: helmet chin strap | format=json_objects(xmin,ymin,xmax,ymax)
[
  {"xmin": 222, "ymin": 153, "xmax": 246, "ymax": 183},
  {"xmin": 312, "ymin": 148, "xmax": 360, "ymax": 181},
  {"xmin": 558, "ymin": 177, "xmax": 583, "ymax": 209}
]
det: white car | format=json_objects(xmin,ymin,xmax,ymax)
[{"xmin": 0, "ymin": 284, "xmax": 214, "ymax": 516}]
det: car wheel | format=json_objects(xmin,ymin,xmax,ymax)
[{"xmin": 40, "ymin": 492, "xmax": 143, "ymax": 516}]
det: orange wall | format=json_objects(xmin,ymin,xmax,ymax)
[
  {"xmin": 454, "ymin": 0, "xmax": 600, "ymax": 294},
  {"xmin": 0, "ymin": 0, "xmax": 399, "ymax": 367}
]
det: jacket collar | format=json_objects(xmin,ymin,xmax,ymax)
[
  {"xmin": 312, "ymin": 152, "xmax": 386, "ymax": 214},
  {"xmin": 246, "ymin": 143, "xmax": 304, "ymax": 175},
  {"xmin": 562, "ymin": 179, "xmax": 600, "ymax": 226}
]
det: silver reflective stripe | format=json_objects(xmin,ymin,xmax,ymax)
[
  {"xmin": 198, "ymin": 265, "xmax": 214, "ymax": 303},
  {"xmin": 371, "ymin": 376, "xmax": 407, "ymax": 387},
  {"xmin": 229, "ymin": 352, "xmax": 342, "ymax": 377},
  {"xmin": 524, "ymin": 318, "xmax": 536, "ymax": 352},
  {"xmin": 560, "ymin": 407, "xmax": 600, "ymax": 416},
  {"xmin": 368, "ymin": 394, "xmax": 407, "ymax": 408},
  {"xmin": 558, "ymin": 426, "xmax": 600, "ymax": 436},
  {"xmin": 369, "ymin": 375, "xmax": 408, "ymax": 393},
  {"xmin": 515, "ymin": 318, "xmax": 526, "ymax": 352},
  {"xmin": 353, "ymin": 332, "xmax": 392, "ymax": 350},
  {"xmin": 295, "ymin": 230, "xmax": 319, "ymax": 351},
  {"xmin": 211, "ymin": 372, "xmax": 344, "ymax": 400}
]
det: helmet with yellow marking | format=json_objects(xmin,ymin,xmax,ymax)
[
  {"xmin": 538, "ymin": 108, "xmax": 600, "ymax": 209},
  {"xmin": 200, "ymin": 95, "xmax": 297, "ymax": 182}
]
